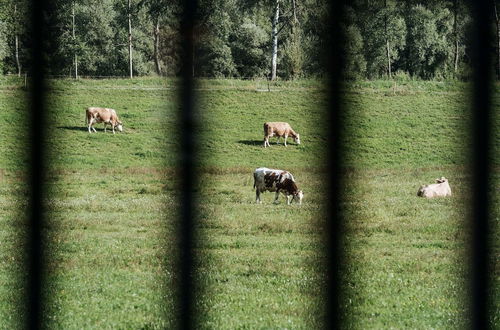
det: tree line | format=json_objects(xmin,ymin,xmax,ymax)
[{"xmin": 0, "ymin": 0, "xmax": 498, "ymax": 80}]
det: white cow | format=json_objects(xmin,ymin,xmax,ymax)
[
  {"xmin": 263, "ymin": 122, "xmax": 300, "ymax": 147},
  {"xmin": 253, "ymin": 167, "xmax": 303, "ymax": 205},
  {"xmin": 86, "ymin": 107, "xmax": 123, "ymax": 134},
  {"xmin": 417, "ymin": 177, "xmax": 452, "ymax": 198}
]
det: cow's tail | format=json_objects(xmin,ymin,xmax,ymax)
[
  {"xmin": 85, "ymin": 109, "xmax": 88, "ymax": 125},
  {"xmin": 253, "ymin": 172, "xmax": 257, "ymax": 189}
]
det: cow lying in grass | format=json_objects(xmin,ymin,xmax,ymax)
[
  {"xmin": 86, "ymin": 107, "xmax": 123, "ymax": 134},
  {"xmin": 263, "ymin": 122, "xmax": 300, "ymax": 147},
  {"xmin": 253, "ymin": 167, "xmax": 303, "ymax": 205},
  {"xmin": 417, "ymin": 177, "xmax": 452, "ymax": 198}
]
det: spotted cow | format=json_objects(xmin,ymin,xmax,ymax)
[{"xmin": 253, "ymin": 167, "xmax": 303, "ymax": 205}]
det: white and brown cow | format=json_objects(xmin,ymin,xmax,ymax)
[
  {"xmin": 86, "ymin": 107, "xmax": 123, "ymax": 134},
  {"xmin": 417, "ymin": 177, "xmax": 452, "ymax": 198},
  {"xmin": 263, "ymin": 122, "xmax": 300, "ymax": 147},
  {"xmin": 253, "ymin": 167, "xmax": 303, "ymax": 205}
]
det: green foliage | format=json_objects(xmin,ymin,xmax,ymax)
[
  {"xmin": 0, "ymin": 0, "xmax": 31, "ymax": 75},
  {"xmin": 230, "ymin": 18, "xmax": 268, "ymax": 78},
  {"xmin": 342, "ymin": 24, "xmax": 367, "ymax": 80},
  {"xmin": 0, "ymin": 0, "xmax": 487, "ymax": 79},
  {"xmin": 403, "ymin": 5, "xmax": 454, "ymax": 79},
  {"xmin": 281, "ymin": 26, "xmax": 304, "ymax": 79},
  {"xmin": 197, "ymin": 38, "xmax": 237, "ymax": 77},
  {"xmin": 350, "ymin": 1, "xmax": 406, "ymax": 79}
]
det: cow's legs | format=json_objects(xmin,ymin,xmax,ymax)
[
  {"xmin": 273, "ymin": 191, "xmax": 280, "ymax": 204},
  {"xmin": 286, "ymin": 195, "xmax": 292, "ymax": 205},
  {"xmin": 276, "ymin": 136, "xmax": 280, "ymax": 145},
  {"xmin": 284, "ymin": 134, "xmax": 288, "ymax": 147},
  {"xmin": 88, "ymin": 118, "xmax": 96, "ymax": 133},
  {"xmin": 112, "ymin": 125, "xmax": 116, "ymax": 134},
  {"xmin": 104, "ymin": 123, "xmax": 107, "ymax": 133},
  {"xmin": 256, "ymin": 190, "xmax": 262, "ymax": 203},
  {"xmin": 263, "ymin": 137, "xmax": 268, "ymax": 148}
]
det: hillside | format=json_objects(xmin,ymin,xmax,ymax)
[{"xmin": 0, "ymin": 77, "xmax": 497, "ymax": 328}]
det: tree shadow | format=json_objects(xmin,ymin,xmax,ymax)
[{"xmin": 237, "ymin": 140, "xmax": 263, "ymax": 146}]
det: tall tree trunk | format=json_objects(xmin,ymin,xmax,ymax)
[
  {"xmin": 153, "ymin": 17, "xmax": 161, "ymax": 75},
  {"xmin": 14, "ymin": 4, "xmax": 20, "ymax": 77},
  {"xmin": 128, "ymin": 0, "xmax": 133, "ymax": 79},
  {"xmin": 386, "ymin": 40, "xmax": 391, "ymax": 78},
  {"xmin": 292, "ymin": 0, "xmax": 297, "ymax": 23},
  {"xmin": 271, "ymin": 0, "xmax": 280, "ymax": 81},
  {"xmin": 494, "ymin": 0, "xmax": 500, "ymax": 79},
  {"xmin": 384, "ymin": 0, "xmax": 391, "ymax": 79},
  {"xmin": 453, "ymin": 0, "xmax": 459, "ymax": 74},
  {"xmin": 15, "ymin": 35, "xmax": 20, "ymax": 77},
  {"xmin": 72, "ymin": 2, "xmax": 78, "ymax": 79}
]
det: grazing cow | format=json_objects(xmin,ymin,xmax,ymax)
[
  {"xmin": 86, "ymin": 107, "xmax": 123, "ymax": 134},
  {"xmin": 263, "ymin": 122, "xmax": 300, "ymax": 147},
  {"xmin": 253, "ymin": 167, "xmax": 303, "ymax": 205},
  {"xmin": 417, "ymin": 177, "xmax": 452, "ymax": 198}
]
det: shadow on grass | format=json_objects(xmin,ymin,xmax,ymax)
[
  {"xmin": 238, "ymin": 140, "xmax": 263, "ymax": 146},
  {"xmin": 57, "ymin": 126, "xmax": 89, "ymax": 132}
]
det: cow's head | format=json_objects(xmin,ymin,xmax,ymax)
[
  {"xmin": 294, "ymin": 134, "xmax": 301, "ymax": 145},
  {"xmin": 435, "ymin": 177, "xmax": 447, "ymax": 183},
  {"xmin": 293, "ymin": 190, "xmax": 303, "ymax": 204},
  {"xmin": 116, "ymin": 121, "xmax": 123, "ymax": 132}
]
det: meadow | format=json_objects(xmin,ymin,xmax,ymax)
[{"xmin": 0, "ymin": 76, "xmax": 498, "ymax": 328}]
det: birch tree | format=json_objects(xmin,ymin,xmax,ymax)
[
  {"xmin": 494, "ymin": 0, "xmax": 500, "ymax": 79},
  {"xmin": 128, "ymin": 0, "xmax": 133, "ymax": 78},
  {"xmin": 384, "ymin": 0, "xmax": 391, "ymax": 78},
  {"xmin": 71, "ymin": 1, "xmax": 78, "ymax": 78},
  {"xmin": 13, "ymin": 3, "xmax": 20, "ymax": 76},
  {"xmin": 453, "ymin": 0, "xmax": 459, "ymax": 74},
  {"xmin": 270, "ymin": 0, "xmax": 279, "ymax": 80}
]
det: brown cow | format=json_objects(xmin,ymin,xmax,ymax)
[
  {"xmin": 86, "ymin": 107, "xmax": 123, "ymax": 134},
  {"xmin": 263, "ymin": 122, "xmax": 300, "ymax": 147}
]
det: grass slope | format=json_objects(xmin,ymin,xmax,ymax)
[{"xmin": 0, "ymin": 77, "xmax": 497, "ymax": 328}]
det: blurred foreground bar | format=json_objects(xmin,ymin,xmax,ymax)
[
  {"xmin": 178, "ymin": 0, "xmax": 198, "ymax": 328},
  {"xmin": 326, "ymin": 0, "xmax": 347, "ymax": 328},
  {"xmin": 27, "ymin": 0, "xmax": 48, "ymax": 328},
  {"xmin": 470, "ymin": 1, "xmax": 493, "ymax": 328}
]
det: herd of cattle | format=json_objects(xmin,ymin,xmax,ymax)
[{"xmin": 84, "ymin": 107, "xmax": 452, "ymax": 205}]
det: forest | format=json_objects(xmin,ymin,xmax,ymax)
[{"xmin": 0, "ymin": 0, "xmax": 498, "ymax": 80}]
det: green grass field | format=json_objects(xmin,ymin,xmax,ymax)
[{"xmin": 0, "ymin": 77, "xmax": 498, "ymax": 328}]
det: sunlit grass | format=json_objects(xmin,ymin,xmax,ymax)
[{"xmin": 0, "ymin": 78, "xmax": 497, "ymax": 328}]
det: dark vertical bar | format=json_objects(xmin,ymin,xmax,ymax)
[
  {"xmin": 326, "ymin": 0, "xmax": 346, "ymax": 328},
  {"xmin": 179, "ymin": 0, "xmax": 197, "ymax": 328},
  {"xmin": 470, "ymin": 1, "xmax": 492, "ymax": 328},
  {"xmin": 27, "ymin": 0, "xmax": 47, "ymax": 328}
]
